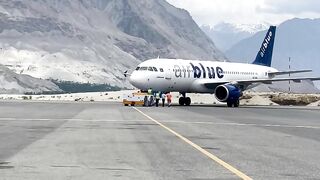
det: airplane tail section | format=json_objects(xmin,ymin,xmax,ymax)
[{"xmin": 252, "ymin": 26, "xmax": 276, "ymax": 67}]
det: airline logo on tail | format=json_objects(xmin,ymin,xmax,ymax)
[
  {"xmin": 252, "ymin": 26, "xmax": 276, "ymax": 67},
  {"xmin": 260, "ymin": 31, "xmax": 273, "ymax": 58}
]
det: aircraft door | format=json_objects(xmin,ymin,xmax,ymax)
[
  {"xmin": 164, "ymin": 68, "xmax": 173, "ymax": 91},
  {"xmin": 165, "ymin": 68, "xmax": 172, "ymax": 80}
]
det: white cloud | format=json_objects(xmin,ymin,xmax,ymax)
[
  {"xmin": 260, "ymin": 0, "xmax": 320, "ymax": 14},
  {"xmin": 167, "ymin": 0, "xmax": 320, "ymax": 26}
]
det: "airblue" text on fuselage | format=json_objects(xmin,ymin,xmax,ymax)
[{"xmin": 173, "ymin": 63, "xmax": 224, "ymax": 79}]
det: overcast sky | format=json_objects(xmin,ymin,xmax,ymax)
[{"xmin": 167, "ymin": 0, "xmax": 320, "ymax": 26}]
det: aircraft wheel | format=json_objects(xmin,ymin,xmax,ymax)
[
  {"xmin": 227, "ymin": 102, "xmax": 233, "ymax": 107},
  {"xmin": 185, "ymin": 97, "xmax": 191, "ymax": 106},
  {"xmin": 179, "ymin": 97, "xmax": 185, "ymax": 106},
  {"xmin": 234, "ymin": 100, "xmax": 240, "ymax": 107}
]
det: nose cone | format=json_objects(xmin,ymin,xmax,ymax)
[
  {"xmin": 129, "ymin": 70, "xmax": 150, "ymax": 90},
  {"xmin": 129, "ymin": 71, "xmax": 142, "ymax": 89}
]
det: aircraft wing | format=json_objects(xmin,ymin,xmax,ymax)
[
  {"xmin": 203, "ymin": 77, "xmax": 320, "ymax": 89},
  {"xmin": 237, "ymin": 77, "xmax": 320, "ymax": 84}
]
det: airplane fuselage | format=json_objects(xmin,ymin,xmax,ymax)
[{"xmin": 129, "ymin": 59, "xmax": 277, "ymax": 93}]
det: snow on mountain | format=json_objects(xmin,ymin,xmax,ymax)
[
  {"xmin": 0, "ymin": 64, "xmax": 61, "ymax": 94},
  {"xmin": 229, "ymin": 23, "xmax": 270, "ymax": 34},
  {"xmin": 0, "ymin": 0, "xmax": 225, "ymax": 88},
  {"xmin": 201, "ymin": 22, "xmax": 269, "ymax": 52},
  {"xmin": 225, "ymin": 18, "xmax": 320, "ymax": 91}
]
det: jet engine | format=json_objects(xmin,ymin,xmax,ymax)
[{"xmin": 214, "ymin": 84, "xmax": 242, "ymax": 106}]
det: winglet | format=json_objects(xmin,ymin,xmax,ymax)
[{"xmin": 252, "ymin": 26, "xmax": 276, "ymax": 67}]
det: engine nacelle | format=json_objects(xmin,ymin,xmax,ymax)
[{"xmin": 214, "ymin": 84, "xmax": 242, "ymax": 102}]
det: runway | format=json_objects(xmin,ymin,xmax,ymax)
[{"xmin": 0, "ymin": 101, "xmax": 320, "ymax": 179}]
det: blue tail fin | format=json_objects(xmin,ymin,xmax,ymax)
[{"xmin": 252, "ymin": 26, "xmax": 276, "ymax": 67}]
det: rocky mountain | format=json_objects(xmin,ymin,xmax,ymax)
[
  {"xmin": 0, "ymin": 0, "xmax": 225, "ymax": 88},
  {"xmin": 225, "ymin": 18, "xmax": 320, "ymax": 90},
  {"xmin": 201, "ymin": 22, "xmax": 269, "ymax": 52},
  {"xmin": 0, "ymin": 64, "xmax": 61, "ymax": 94}
]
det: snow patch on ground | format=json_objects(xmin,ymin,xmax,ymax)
[
  {"xmin": 241, "ymin": 95, "xmax": 279, "ymax": 106},
  {"xmin": 0, "ymin": 90, "xmax": 223, "ymax": 104},
  {"xmin": 1, "ymin": 90, "xmax": 319, "ymax": 108},
  {"xmin": 307, "ymin": 100, "xmax": 320, "ymax": 107}
]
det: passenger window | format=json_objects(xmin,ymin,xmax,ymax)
[
  {"xmin": 160, "ymin": 68, "xmax": 164, "ymax": 72},
  {"xmin": 148, "ymin": 67, "xmax": 153, "ymax": 71},
  {"xmin": 153, "ymin": 67, "xmax": 158, "ymax": 72}
]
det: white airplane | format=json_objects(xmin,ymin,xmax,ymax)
[{"xmin": 127, "ymin": 26, "xmax": 320, "ymax": 107}]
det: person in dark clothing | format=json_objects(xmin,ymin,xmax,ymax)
[
  {"xmin": 143, "ymin": 96, "xmax": 148, "ymax": 106},
  {"xmin": 161, "ymin": 93, "xmax": 166, "ymax": 107},
  {"xmin": 155, "ymin": 91, "xmax": 160, "ymax": 107}
]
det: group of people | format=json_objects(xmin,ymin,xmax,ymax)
[{"xmin": 144, "ymin": 88, "xmax": 172, "ymax": 107}]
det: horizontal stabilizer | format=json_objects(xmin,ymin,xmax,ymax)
[{"xmin": 268, "ymin": 70, "xmax": 312, "ymax": 76}]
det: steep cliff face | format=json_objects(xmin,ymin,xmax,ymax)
[
  {"xmin": 0, "ymin": 0, "xmax": 225, "ymax": 87},
  {"xmin": 106, "ymin": 0, "xmax": 224, "ymax": 60}
]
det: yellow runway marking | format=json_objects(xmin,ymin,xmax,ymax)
[{"xmin": 133, "ymin": 107, "xmax": 252, "ymax": 180}]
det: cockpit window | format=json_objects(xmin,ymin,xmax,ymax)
[
  {"xmin": 137, "ymin": 66, "xmax": 160, "ymax": 72},
  {"xmin": 140, "ymin": 67, "xmax": 147, "ymax": 71}
]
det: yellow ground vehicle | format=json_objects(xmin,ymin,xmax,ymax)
[{"xmin": 122, "ymin": 92, "xmax": 148, "ymax": 106}]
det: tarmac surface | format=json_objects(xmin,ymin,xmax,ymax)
[{"xmin": 0, "ymin": 101, "xmax": 320, "ymax": 180}]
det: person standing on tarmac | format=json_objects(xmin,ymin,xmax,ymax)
[
  {"xmin": 143, "ymin": 95, "xmax": 148, "ymax": 106},
  {"xmin": 147, "ymin": 88, "xmax": 153, "ymax": 95},
  {"xmin": 161, "ymin": 93, "xmax": 166, "ymax": 107},
  {"xmin": 155, "ymin": 91, "xmax": 160, "ymax": 107},
  {"xmin": 166, "ymin": 92, "xmax": 172, "ymax": 107},
  {"xmin": 147, "ymin": 88, "xmax": 153, "ymax": 106}
]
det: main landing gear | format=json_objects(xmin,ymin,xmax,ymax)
[
  {"xmin": 227, "ymin": 99, "xmax": 240, "ymax": 108},
  {"xmin": 179, "ymin": 93, "xmax": 191, "ymax": 106}
]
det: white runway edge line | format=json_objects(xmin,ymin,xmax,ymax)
[{"xmin": 133, "ymin": 107, "xmax": 252, "ymax": 180}]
